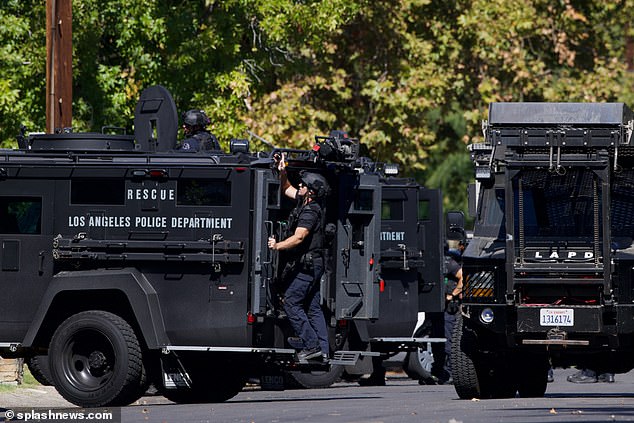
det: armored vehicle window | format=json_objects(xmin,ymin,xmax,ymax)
[
  {"xmin": 177, "ymin": 179, "xmax": 231, "ymax": 206},
  {"xmin": 0, "ymin": 197, "xmax": 41, "ymax": 234},
  {"xmin": 354, "ymin": 189, "xmax": 374, "ymax": 211},
  {"xmin": 381, "ymin": 200, "xmax": 403, "ymax": 220},
  {"xmin": 475, "ymin": 187, "xmax": 505, "ymax": 239},
  {"xmin": 513, "ymin": 169, "xmax": 600, "ymax": 240},
  {"xmin": 71, "ymin": 179, "xmax": 125, "ymax": 205},
  {"xmin": 611, "ymin": 170, "xmax": 634, "ymax": 239},
  {"xmin": 267, "ymin": 182, "xmax": 280, "ymax": 207},
  {"xmin": 418, "ymin": 200, "xmax": 430, "ymax": 220},
  {"xmin": 480, "ymin": 188, "xmax": 504, "ymax": 226}
]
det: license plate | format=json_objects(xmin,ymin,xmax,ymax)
[{"xmin": 540, "ymin": 308, "xmax": 574, "ymax": 326}]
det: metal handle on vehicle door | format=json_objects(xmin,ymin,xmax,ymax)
[
  {"xmin": 341, "ymin": 223, "xmax": 352, "ymax": 269},
  {"xmin": 263, "ymin": 221, "xmax": 273, "ymax": 264},
  {"xmin": 398, "ymin": 243, "xmax": 410, "ymax": 270},
  {"xmin": 38, "ymin": 251, "xmax": 45, "ymax": 275}
]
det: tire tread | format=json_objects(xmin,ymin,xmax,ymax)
[{"xmin": 50, "ymin": 310, "xmax": 144, "ymax": 407}]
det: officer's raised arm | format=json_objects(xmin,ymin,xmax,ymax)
[{"xmin": 274, "ymin": 153, "xmax": 298, "ymax": 199}]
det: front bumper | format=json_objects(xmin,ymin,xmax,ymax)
[{"xmin": 462, "ymin": 303, "xmax": 634, "ymax": 349}]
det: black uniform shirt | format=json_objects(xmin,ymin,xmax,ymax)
[
  {"xmin": 178, "ymin": 131, "xmax": 221, "ymax": 152},
  {"xmin": 293, "ymin": 199, "xmax": 323, "ymax": 255}
]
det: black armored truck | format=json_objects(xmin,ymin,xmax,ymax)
[
  {"xmin": 453, "ymin": 102, "xmax": 634, "ymax": 399},
  {"xmin": 358, "ymin": 172, "xmax": 446, "ymax": 384},
  {"xmin": 0, "ymin": 86, "xmax": 383, "ymax": 407}
]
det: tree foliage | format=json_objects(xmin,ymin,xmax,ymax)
[{"xmin": 1, "ymin": 0, "xmax": 633, "ymax": 217}]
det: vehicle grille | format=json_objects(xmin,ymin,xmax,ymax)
[{"xmin": 464, "ymin": 271, "xmax": 495, "ymax": 299}]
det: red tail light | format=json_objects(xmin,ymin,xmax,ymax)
[{"xmin": 148, "ymin": 169, "xmax": 167, "ymax": 178}]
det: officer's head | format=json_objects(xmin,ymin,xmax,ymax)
[
  {"xmin": 182, "ymin": 109, "xmax": 210, "ymax": 135},
  {"xmin": 299, "ymin": 171, "xmax": 330, "ymax": 199}
]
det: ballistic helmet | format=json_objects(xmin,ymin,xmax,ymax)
[
  {"xmin": 329, "ymin": 130, "xmax": 349, "ymax": 139},
  {"xmin": 300, "ymin": 171, "xmax": 330, "ymax": 198},
  {"xmin": 182, "ymin": 109, "xmax": 210, "ymax": 127}
]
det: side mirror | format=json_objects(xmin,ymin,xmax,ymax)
[{"xmin": 446, "ymin": 211, "xmax": 466, "ymax": 242}]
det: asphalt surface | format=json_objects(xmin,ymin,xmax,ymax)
[{"xmin": 2, "ymin": 368, "xmax": 634, "ymax": 422}]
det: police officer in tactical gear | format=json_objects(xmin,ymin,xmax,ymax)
[
  {"xmin": 268, "ymin": 153, "xmax": 330, "ymax": 361},
  {"xmin": 177, "ymin": 109, "xmax": 221, "ymax": 151}
]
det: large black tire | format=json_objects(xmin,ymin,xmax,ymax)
[
  {"xmin": 162, "ymin": 360, "xmax": 246, "ymax": 403},
  {"xmin": 285, "ymin": 364, "xmax": 344, "ymax": 389},
  {"xmin": 403, "ymin": 348, "xmax": 434, "ymax": 380},
  {"xmin": 403, "ymin": 323, "xmax": 434, "ymax": 381},
  {"xmin": 48, "ymin": 311, "xmax": 145, "ymax": 407},
  {"xmin": 451, "ymin": 314, "xmax": 483, "ymax": 399},
  {"xmin": 285, "ymin": 323, "xmax": 347, "ymax": 389},
  {"xmin": 451, "ymin": 315, "xmax": 517, "ymax": 399},
  {"xmin": 490, "ymin": 358, "xmax": 518, "ymax": 399},
  {"xmin": 27, "ymin": 355, "xmax": 53, "ymax": 386},
  {"xmin": 517, "ymin": 355, "xmax": 548, "ymax": 398},
  {"xmin": 162, "ymin": 381, "xmax": 245, "ymax": 404}
]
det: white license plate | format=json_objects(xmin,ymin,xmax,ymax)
[{"xmin": 540, "ymin": 308, "xmax": 574, "ymax": 326}]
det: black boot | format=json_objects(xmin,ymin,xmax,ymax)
[{"xmin": 598, "ymin": 373, "xmax": 615, "ymax": 383}]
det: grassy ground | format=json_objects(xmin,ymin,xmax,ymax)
[{"xmin": 22, "ymin": 367, "xmax": 39, "ymax": 385}]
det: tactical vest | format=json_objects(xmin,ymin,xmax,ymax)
[
  {"xmin": 192, "ymin": 132, "xmax": 221, "ymax": 151},
  {"xmin": 285, "ymin": 200, "xmax": 324, "ymax": 259}
]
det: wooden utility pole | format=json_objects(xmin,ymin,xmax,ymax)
[{"xmin": 46, "ymin": 0, "xmax": 72, "ymax": 133}]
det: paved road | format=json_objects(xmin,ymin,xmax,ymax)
[{"xmin": 2, "ymin": 368, "xmax": 634, "ymax": 422}]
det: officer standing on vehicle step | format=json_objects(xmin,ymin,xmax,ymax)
[
  {"xmin": 177, "ymin": 109, "xmax": 221, "ymax": 151},
  {"xmin": 268, "ymin": 153, "xmax": 330, "ymax": 361}
]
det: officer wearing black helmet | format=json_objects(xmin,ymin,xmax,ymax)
[
  {"xmin": 177, "ymin": 109, "xmax": 221, "ymax": 151},
  {"xmin": 268, "ymin": 153, "xmax": 330, "ymax": 361}
]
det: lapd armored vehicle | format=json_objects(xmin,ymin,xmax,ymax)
[
  {"xmin": 0, "ymin": 86, "xmax": 381, "ymax": 407},
  {"xmin": 453, "ymin": 102, "xmax": 634, "ymax": 399}
]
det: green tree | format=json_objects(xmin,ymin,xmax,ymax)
[
  {"xmin": 0, "ymin": 0, "xmax": 46, "ymax": 147},
  {"xmin": 2, "ymin": 0, "xmax": 634, "ymax": 219}
]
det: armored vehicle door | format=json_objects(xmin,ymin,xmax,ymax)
[
  {"xmin": 335, "ymin": 173, "xmax": 381, "ymax": 320},
  {"xmin": 370, "ymin": 180, "xmax": 423, "ymax": 337},
  {"xmin": 0, "ymin": 179, "xmax": 53, "ymax": 343},
  {"xmin": 250, "ymin": 168, "xmax": 282, "ymax": 316},
  {"xmin": 417, "ymin": 188, "xmax": 444, "ymax": 312},
  {"xmin": 171, "ymin": 166, "xmax": 252, "ymax": 346}
]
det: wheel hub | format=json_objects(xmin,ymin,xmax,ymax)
[{"xmin": 88, "ymin": 351, "xmax": 108, "ymax": 370}]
